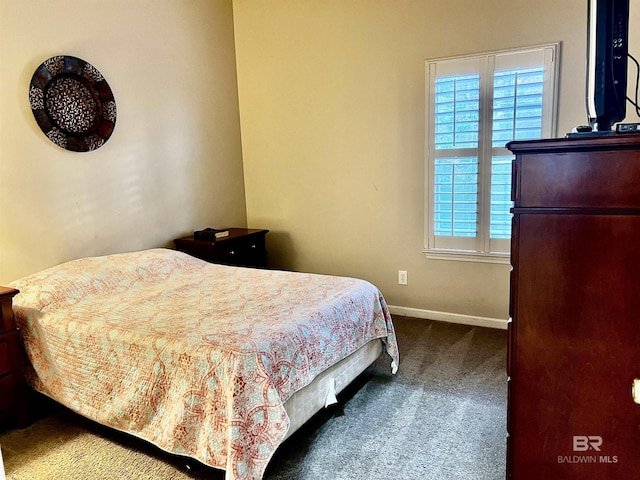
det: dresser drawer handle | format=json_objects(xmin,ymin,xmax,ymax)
[{"xmin": 633, "ymin": 379, "xmax": 640, "ymax": 404}]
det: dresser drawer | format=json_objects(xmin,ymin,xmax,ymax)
[
  {"xmin": 510, "ymin": 136, "xmax": 640, "ymax": 210},
  {"xmin": 514, "ymin": 149, "xmax": 640, "ymax": 209},
  {"xmin": 0, "ymin": 373, "xmax": 16, "ymax": 411}
]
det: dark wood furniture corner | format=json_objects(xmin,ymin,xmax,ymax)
[
  {"xmin": 174, "ymin": 228, "xmax": 269, "ymax": 268},
  {"xmin": 0, "ymin": 286, "xmax": 28, "ymax": 429},
  {"xmin": 507, "ymin": 135, "xmax": 640, "ymax": 480}
]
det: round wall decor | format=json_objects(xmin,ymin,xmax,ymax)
[{"xmin": 29, "ymin": 56, "xmax": 116, "ymax": 152}]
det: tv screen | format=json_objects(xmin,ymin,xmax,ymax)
[{"xmin": 586, "ymin": 0, "xmax": 630, "ymax": 131}]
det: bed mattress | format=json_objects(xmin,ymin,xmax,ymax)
[{"xmin": 283, "ymin": 337, "xmax": 382, "ymax": 440}]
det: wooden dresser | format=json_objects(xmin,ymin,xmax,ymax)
[
  {"xmin": 0, "ymin": 286, "xmax": 28, "ymax": 429},
  {"xmin": 507, "ymin": 135, "xmax": 640, "ymax": 479},
  {"xmin": 174, "ymin": 228, "xmax": 268, "ymax": 268}
]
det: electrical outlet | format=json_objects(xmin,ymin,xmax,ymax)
[{"xmin": 398, "ymin": 270, "xmax": 408, "ymax": 285}]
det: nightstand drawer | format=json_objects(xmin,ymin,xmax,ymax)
[
  {"xmin": 0, "ymin": 297, "xmax": 17, "ymax": 334},
  {"xmin": 214, "ymin": 236, "xmax": 265, "ymax": 266},
  {"xmin": 0, "ymin": 335, "xmax": 11, "ymax": 376},
  {"xmin": 0, "ymin": 373, "xmax": 16, "ymax": 411},
  {"xmin": 213, "ymin": 242, "xmax": 241, "ymax": 264},
  {"xmin": 0, "ymin": 286, "xmax": 27, "ymax": 428},
  {"xmin": 175, "ymin": 228, "xmax": 268, "ymax": 268}
]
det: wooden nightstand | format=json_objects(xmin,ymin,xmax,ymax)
[
  {"xmin": 0, "ymin": 286, "xmax": 28, "ymax": 429},
  {"xmin": 174, "ymin": 228, "xmax": 269, "ymax": 268}
]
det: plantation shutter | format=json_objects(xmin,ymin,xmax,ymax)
[
  {"xmin": 426, "ymin": 45, "xmax": 558, "ymax": 260},
  {"xmin": 428, "ymin": 56, "xmax": 484, "ymax": 252}
]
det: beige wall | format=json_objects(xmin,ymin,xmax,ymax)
[
  {"xmin": 0, "ymin": 0, "xmax": 246, "ymax": 283},
  {"xmin": 233, "ymin": 0, "xmax": 640, "ymax": 321},
  {"xmin": 2, "ymin": 0, "xmax": 639, "ymax": 322}
]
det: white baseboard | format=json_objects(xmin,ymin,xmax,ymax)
[{"xmin": 387, "ymin": 305, "xmax": 508, "ymax": 330}]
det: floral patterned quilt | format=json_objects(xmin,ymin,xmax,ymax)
[{"xmin": 10, "ymin": 249, "xmax": 399, "ymax": 479}]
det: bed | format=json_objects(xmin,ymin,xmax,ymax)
[{"xmin": 8, "ymin": 248, "xmax": 399, "ymax": 480}]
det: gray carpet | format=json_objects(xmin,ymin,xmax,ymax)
[{"xmin": 0, "ymin": 316, "xmax": 507, "ymax": 479}]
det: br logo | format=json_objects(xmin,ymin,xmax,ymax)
[{"xmin": 573, "ymin": 436, "xmax": 603, "ymax": 452}]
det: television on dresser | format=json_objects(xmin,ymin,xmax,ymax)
[{"xmin": 586, "ymin": 0, "xmax": 630, "ymax": 131}]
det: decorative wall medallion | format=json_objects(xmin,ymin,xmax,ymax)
[{"xmin": 29, "ymin": 56, "xmax": 116, "ymax": 152}]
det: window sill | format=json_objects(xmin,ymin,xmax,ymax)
[{"xmin": 423, "ymin": 249, "xmax": 511, "ymax": 264}]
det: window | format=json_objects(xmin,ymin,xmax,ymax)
[{"xmin": 425, "ymin": 44, "xmax": 559, "ymax": 262}]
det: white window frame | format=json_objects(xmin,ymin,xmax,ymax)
[{"xmin": 424, "ymin": 43, "xmax": 559, "ymax": 263}]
